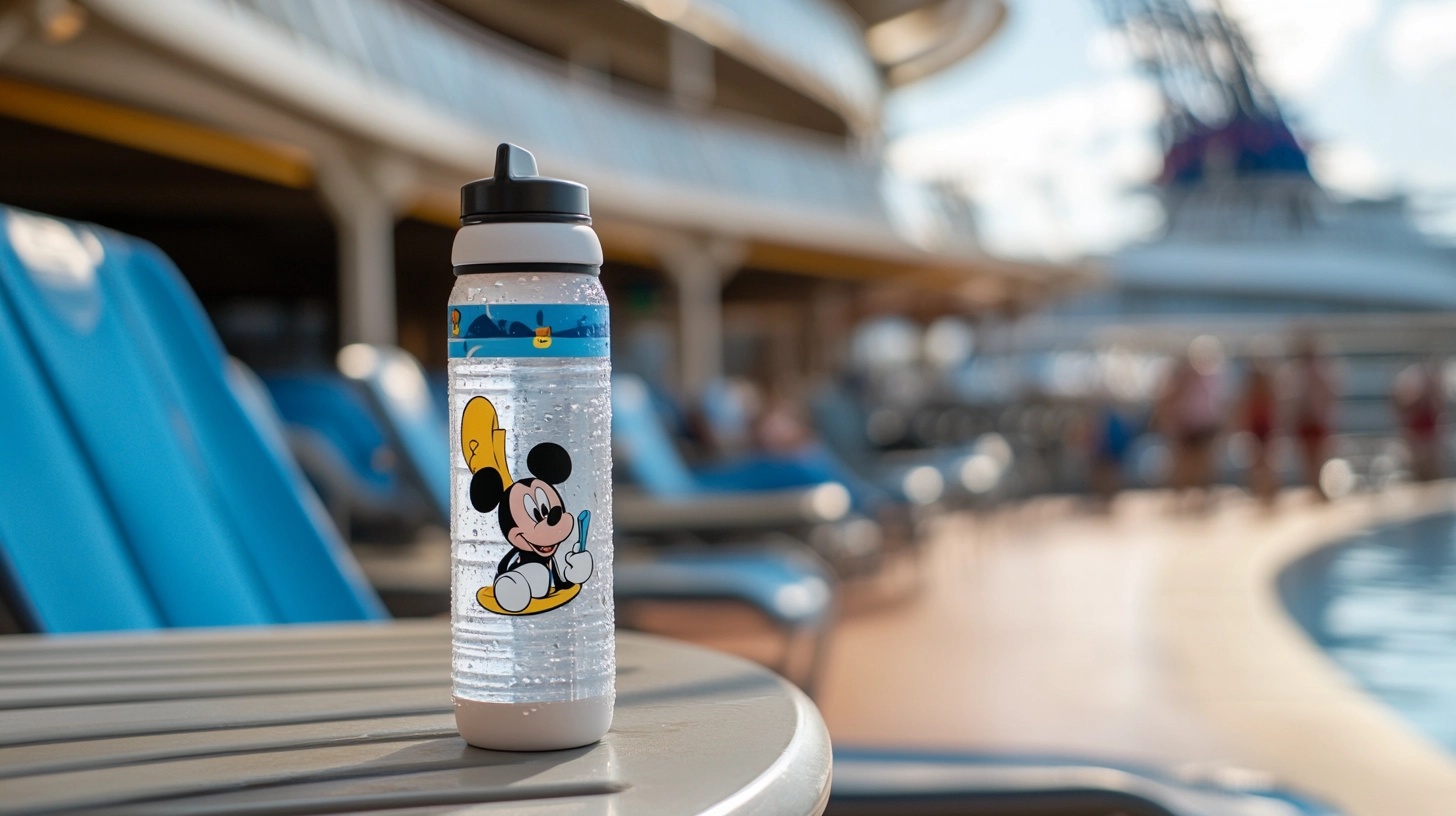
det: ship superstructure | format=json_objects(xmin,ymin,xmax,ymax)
[
  {"xmin": 0, "ymin": 0, "xmax": 1063, "ymax": 392},
  {"xmin": 1094, "ymin": 0, "xmax": 1456, "ymax": 316}
]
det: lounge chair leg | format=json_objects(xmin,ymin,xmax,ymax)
[
  {"xmin": 798, "ymin": 610, "xmax": 834, "ymax": 699},
  {"xmin": 777, "ymin": 622, "xmax": 803, "ymax": 683}
]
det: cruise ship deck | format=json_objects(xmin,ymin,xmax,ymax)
[{"xmin": 630, "ymin": 486, "xmax": 1456, "ymax": 816}]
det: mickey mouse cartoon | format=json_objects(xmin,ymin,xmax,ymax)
[{"xmin": 462, "ymin": 396, "xmax": 594, "ymax": 615}]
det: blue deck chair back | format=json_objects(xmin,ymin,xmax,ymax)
[
  {"xmin": 114, "ymin": 230, "xmax": 381, "ymax": 623},
  {"xmin": 338, "ymin": 344, "xmax": 451, "ymax": 518},
  {"xmin": 226, "ymin": 359, "xmax": 304, "ymax": 481},
  {"xmin": 264, "ymin": 373, "xmax": 401, "ymax": 494},
  {"xmin": 610, "ymin": 374, "xmax": 699, "ymax": 496},
  {"xmin": 811, "ymin": 385, "xmax": 877, "ymax": 469},
  {"xmin": 0, "ymin": 282, "xmax": 161, "ymax": 631},
  {"xmin": 0, "ymin": 206, "xmax": 382, "ymax": 630}
]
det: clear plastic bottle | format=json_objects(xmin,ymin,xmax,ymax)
[{"xmin": 448, "ymin": 145, "xmax": 613, "ymax": 751}]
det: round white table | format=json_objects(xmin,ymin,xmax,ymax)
[{"xmin": 0, "ymin": 621, "xmax": 831, "ymax": 815}]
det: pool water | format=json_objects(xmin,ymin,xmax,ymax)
[{"xmin": 1280, "ymin": 512, "xmax": 1456, "ymax": 753}]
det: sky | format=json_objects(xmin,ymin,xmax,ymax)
[{"xmin": 885, "ymin": 0, "xmax": 1456, "ymax": 261}]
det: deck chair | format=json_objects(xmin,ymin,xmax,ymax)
[
  {"xmin": 812, "ymin": 382, "xmax": 1009, "ymax": 507},
  {"xmin": 612, "ymin": 373, "xmax": 882, "ymax": 575},
  {"xmin": 264, "ymin": 371, "xmax": 435, "ymax": 538},
  {"xmin": 828, "ymin": 748, "xmax": 1337, "ymax": 816},
  {"xmin": 0, "ymin": 206, "xmax": 384, "ymax": 632},
  {"xmin": 688, "ymin": 378, "xmax": 899, "ymax": 511},
  {"xmin": 0, "ymin": 279, "xmax": 159, "ymax": 632},
  {"xmin": 334, "ymin": 344, "xmax": 451, "ymax": 519},
  {"xmin": 612, "ymin": 375, "xmax": 863, "ymax": 528}
]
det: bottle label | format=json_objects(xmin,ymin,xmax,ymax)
[
  {"xmin": 459, "ymin": 394, "xmax": 598, "ymax": 616},
  {"xmin": 448, "ymin": 304, "xmax": 608, "ymax": 358}
]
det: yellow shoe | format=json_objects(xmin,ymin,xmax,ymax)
[{"xmin": 460, "ymin": 396, "xmax": 512, "ymax": 485}]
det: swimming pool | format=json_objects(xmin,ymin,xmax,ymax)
[{"xmin": 1280, "ymin": 512, "xmax": 1456, "ymax": 753}]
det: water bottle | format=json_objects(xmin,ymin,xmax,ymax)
[{"xmin": 448, "ymin": 144, "xmax": 613, "ymax": 751}]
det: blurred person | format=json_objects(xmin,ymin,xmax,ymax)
[
  {"xmin": 1393, "ymin": 359, "xmax": 1444, "ymax": 482},
  {"xmin": 690, "ymin": 378, "xmax": 761, "ymax": 459},
  {"xmin": 1156, "ymin": 336, "xmax": 1226, "ymax": 512},
  {"xmin": 754, "ymin": 384, "xmax": 816, "ymax": 455},
  {"xmin": 1287, "ymin": 335, "xmax": 1337, "ymax": 500},
  {"xmin": 1239, "ymin": 356, "xmax": 1278, "ymax": 506},
  {"xmin": 685, "ymin": 374, "xmax": 887, "ymax": 511},
  {"xmin": 1087, "ymin": 396, "xmax": 1137, "ymax": 510}
]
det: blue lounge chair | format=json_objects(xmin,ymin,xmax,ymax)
[
  {"xmin": 264, "ymin": 371, "xmax": 435, "ymax": 538},
  {"xmin": 0, "ymin": 280, "xmax": 160, "ymax": 632},
  {"xmin": 670, "ymin": 376, "xmax": 900, "ymax": 513},
  {"xmin": 610, "ymin": 376, "xmax": 852, "ymax": 522},
  {"xmin": 0, "ymin": 206, "xmax": 384, "ymax": 632},
  {"xmin": 813, "ymin": 382, "xmax": 1014, "ymax": 507},
  {"xmin": 335, "ymin": 343, "xmax": 451, "ymax": 519},
  {"xmin": 612, "ymin": 373, "xmax": 882, "ymax": 575},
  {"xmin": 669, "ymin": 374, "xmax": 952, "ymax": 526}
]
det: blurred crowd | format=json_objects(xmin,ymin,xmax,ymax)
[
  {"xmin": 1084, "ymin": 334, "xmax": 1448, "ymax": 512},
  {"xmin": 649, "ymin": 318, "xmax": 1453, "ymax": 520}
]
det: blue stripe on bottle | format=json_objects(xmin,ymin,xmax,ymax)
[{"xmin": 448, "ymin": 304, "xmax": 608, "ymax": 359}]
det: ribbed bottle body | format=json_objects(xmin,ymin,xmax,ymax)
[{"xmin": 447, "ymin": 272, "xmax": 613, "ymax": 707}]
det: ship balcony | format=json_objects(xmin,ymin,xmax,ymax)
[{"xmin": 0, "ymin": 0, "xmax": 987, "ymax": 260}]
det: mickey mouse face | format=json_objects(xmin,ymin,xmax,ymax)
[
  {"xmin": 469, "ymin": 442, "xmax": 575, "ymax": 555},
  {"xmin": 503, "ymin": 479, "xmax": 573, "ymax": 556}
]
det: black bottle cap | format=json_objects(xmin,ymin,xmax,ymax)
[{"xmin": 460, "ymin": 144, "xmax": 590, "ymax": 225}]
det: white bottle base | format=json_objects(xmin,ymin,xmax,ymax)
[{"xmin": 454, "ymin": 694, "xmax": 614, "ymax": 751}]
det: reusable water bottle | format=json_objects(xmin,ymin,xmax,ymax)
[{"xmin": 448, "ymin": 144, "xmax": 613, "ymax": 751}]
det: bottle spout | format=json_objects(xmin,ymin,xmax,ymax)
[
  {"xmin": 461, "ymin": 143, "xmax": 589, "ymax": 224},
  {"xmin": 494, "ymin": 143, "xmax": 538, "ymax": 180}
]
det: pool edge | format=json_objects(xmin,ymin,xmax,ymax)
[{"xmin": 1154, "ymin": 482, "xmax": 1456, "ymax": 816}]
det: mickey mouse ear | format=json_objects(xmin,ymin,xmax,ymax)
[
  {"xmin": 470, "ymin": 467, "xmax": 506, "ymax": 513},
  {"xmin": 527, "ymin": 442, "xmax": 572, "ymax": 484}
]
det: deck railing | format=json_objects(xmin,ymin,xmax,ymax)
[
  {"xmin": 221, "ymin": 0, "xmax": 914, "ymax": 229},
  {"xmin": 642, "ymin": 0, "xmax": 882, "ymax": 122}
]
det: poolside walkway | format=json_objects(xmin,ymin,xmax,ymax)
[{"xmin": 660, "ymin": 484, "xmax": 1456, "ymax": 815}]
